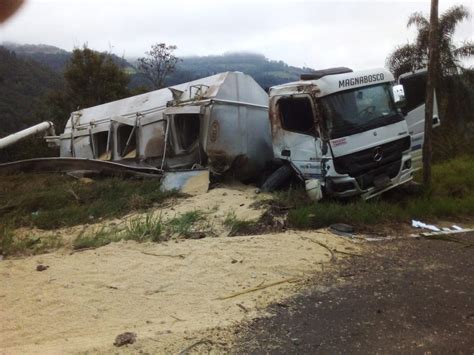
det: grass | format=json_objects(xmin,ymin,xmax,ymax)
[
  {"xmin": 1, "ymin": 225, "xmax": 63, "ymax": 256},
  {"xmin": 71, "ymin": 211, "xmax": 206, "ymax": 251},
  {"xmin": 285, "ymin": 156, "xmax": 474, "ymax": 229},
  {"xmin": 167, "ymin": 211, "xmax": 204, "ymax": 238},
  {"xmin": 2, "ymin": 157, "xmax": 472, "ymax": 255},
  {"xmin": 224, "ymin": 211, "xmax": 256, "ymax": 236},
  {"xmin": 72, "ymin": 228, "xmax": 120, "ymax": 250},
  {"xmin": 4, "ymin": 209, "xmax": 208, "ymax": 256},
  {"xmin": 0, "ymin": 173, "xmax": 176, "ymax": 230},
  {"xmin": 72, "ymin": 215, "xmax": 165, "ymax": 251},
  {"xmin": 124, "ymin": 214, "xmax": 164, "ymax": 242}
]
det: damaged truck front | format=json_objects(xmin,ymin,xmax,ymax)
[{"xmin": 265, "ymin": 67, "xmax": 439, "ymax": 200}]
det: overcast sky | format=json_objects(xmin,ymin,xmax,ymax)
[{"xmin": 1, "ymin": 0, "xmax": 473, "ymax": 69}]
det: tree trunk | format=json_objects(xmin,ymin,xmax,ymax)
[{"xmin": 423, "ymin": 0, "xmax": 439, "ymax": 188}]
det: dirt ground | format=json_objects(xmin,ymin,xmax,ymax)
[
  {"xmin": 1, "ymin": 183, "xmax": 473, "ymax": 354},
  {"xmin": 13, "ymin": 183, "xmax": 272, "ymax": 245},
  {"xmin": 0, "ymin": 228, "xmax": 359, "ymax": 353},
  {"xmin": 234, "ymin": 233, "xmax": 474, "ymax": 354}
]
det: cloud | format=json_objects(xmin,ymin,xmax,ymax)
[{"xmin": 1, "ymin": 0, "xmax": 472, "ymax": 69}]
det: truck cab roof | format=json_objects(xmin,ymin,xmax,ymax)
[{"xmin": 270, "ymin": 67, "xmax": 394, "ymax": 98}]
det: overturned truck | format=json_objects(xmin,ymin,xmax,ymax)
[
  {"xmin": 40, "ymin": 72, "xmax": 272, "ymax": 184},
  {"xmin": 0, "ymin": 68, "xmax": 437, "ymax": 199}
]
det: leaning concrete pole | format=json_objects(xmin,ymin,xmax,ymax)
[
  {"xmin": 0, "ymin": 121, "xmax": 54, "ymax": 149},
  {"xmin": 423, "ymin": 0, "xmax": 439, "ymax": 188}
]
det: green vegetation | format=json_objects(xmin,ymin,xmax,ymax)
[
  {"xmin": 167, "ymin": 211, "xmax": 204, "ymax": 238},
  {"xmin": 0, "ymin": 46, "xmax": 63, "ymax": 138},
  {"xmin": 71, "ymin": 211, "xmax": 207, "ymax": 251},
  {"xmin": 386, "ymin": 5, "xmax": 474, "ymax": 163},
  {"xmin": 72, "ymin": 228, "xmax": 119, "ymax": 250},
  {"xmin": 1, "ymin": 44, "xmax": 314, "ymax": 163},
  {"xmin": 285, "ymin": 156, "xmax": 474, "ymax": 229},
  {"xmin": 64, "ymin": 46, "xmax": 130, "ymax": 108},
  {"xmin": 124, "ymin": 214, "xmax": 164, "ymax": 243},
  {"xmin": 387, "ymin": 5, "xmax": 472, "ymax": 79},
  {"xmin": 165, "ymin": 52, "xmax": 310, "ymax": 90},
  {"xmin": 2, "ymin": 43, "xmax": 311, "ymax": 93},
  {"xmin": 0, "ymin": 46, "xmax": 64, "ymax": 163},
  {"xmin": 1, "ymin": 225, "xmax": 63, "ymax": 257},
  {"xmin": 2, "ymin": 158, "xmax": 472, "ymax": 256},
  {"xmin": 0, "ymin": 173, "xmax": 175, "ymax": 230},
  {"xmin": 224, "ymin": 211, "xmax": 255, "ymax": 236}
]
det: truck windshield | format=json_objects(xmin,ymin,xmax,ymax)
[{"xmin": 319, "ymin": 83, "xmax": 402, "ymax": 139}]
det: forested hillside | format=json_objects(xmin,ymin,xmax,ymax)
[
  {"xmin": 0, "ymin": 42, "xmax": 315, "ymax": 138},
  {"xmin": 2, "ymin": 43, "xmax": 71, "ymax": 73},
  {"xmin": 155, "ymin": 52, "xmax": 311, "ymax": 89},
  {"xmin": 2, "ymin": 43, "xmax": 312, "ymax": 91},
  {"xmin": 0, "ymin": 46, "xmax": 63, "ymax": 136}
]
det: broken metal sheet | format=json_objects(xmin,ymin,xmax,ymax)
[
  {"xmin": 0, "ymin": 158, "xmax": 162, "ymax": 178},
  {"xmin": 160, "ymin": 169, "xmax": 209, "ymax": 195}
]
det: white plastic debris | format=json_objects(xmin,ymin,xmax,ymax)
[
  {"xmin": 411, "ymin": 220, "xmax": 441, "ymax": 232},
  {"xmin": 411, "ymin": 220, "xmax": 473, "ymax": 237}
]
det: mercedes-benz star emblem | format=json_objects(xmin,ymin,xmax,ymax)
[{"xmin": 373, "ymin": 147, "xmax": 383, "ymax": 162}]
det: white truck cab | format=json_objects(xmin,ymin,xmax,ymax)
[
  {"xmin": 267, "ymin": 67, "xmax": 434, "ymax": 199},
  {"xmin": 399, "ymin": 68, "xmax": 440, "ymax": 171}
]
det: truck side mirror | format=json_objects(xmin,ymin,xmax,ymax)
[{"xmin": 392, "ymin": 84, "xmax": 406, "ymax": 109}]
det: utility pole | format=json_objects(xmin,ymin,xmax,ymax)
[{"xmin": 423, "ymin": 0, "xmax": 439, "ymax": 188}]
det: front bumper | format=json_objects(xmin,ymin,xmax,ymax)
[{"xmin": 325, "ymin": 153, "xmax": 413, "ymax": 199}]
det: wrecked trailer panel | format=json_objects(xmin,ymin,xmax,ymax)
[
  {"xmin": 57, "ymin": 72, "xmax": 273, "ymax": 180},
  {"xmin": 0, "ymin": 157, "xmax": 162, "ymax": 178}
]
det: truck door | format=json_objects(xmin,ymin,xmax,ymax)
[
  {"xmin": 272, "ymin": 95, "xmax": 323, "ymax": 179},
  {"xmin": 399, "ymin": 69, "xmax": 440, "ymax": 171}
]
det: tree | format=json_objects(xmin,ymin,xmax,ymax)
[
  {"xmin": 423, "ymin": 0, "xmax": 439, "ymax": 188},
  {"xmin": 137, "ymin": 43, "xmax": 180, "ymax": 89},
  {"xmin": 386, "ymin": 3, "xmax": 474, "ymax": 158},
  {"xmin": 64, "ymin": 45, "xmax": 130, "ymax": 108},
  {"xmin": 386, "ymin": 5, "xmax": 473, "ymax": 79}
]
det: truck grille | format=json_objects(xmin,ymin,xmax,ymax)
[{"xmin": 333, "ymin": 137, "xmax": 410, "ymax": 185}]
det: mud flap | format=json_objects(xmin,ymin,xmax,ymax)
[{"xmin": 160, "ymin": 169, "xmax": 209, "ymax": 195}]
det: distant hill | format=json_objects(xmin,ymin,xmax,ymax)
[
  {"xmin": 0, "ymin": 43, "xmax": 315, "ymax": 137},
  {"xmin": 150, "ymin": 52, "xmax": 312, "ymax": 90},
  {"xmin": 3, "ymin": 43, "xmax": 314, "ymax": 90},
  {"xmin": 2, "ymin": 42, "xmax": 133, "ymax": 74},
  {"xmin": 0, "ymin": 46, "xmax": 63, "ymax": 136},
  {"xmin": 2, "ymin": 42, "xmax": 71, "ymax": 73}
]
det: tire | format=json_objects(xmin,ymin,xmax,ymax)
[{"xmin": 261, "ymin": 164, "xmax": 293, "ymax": 192}]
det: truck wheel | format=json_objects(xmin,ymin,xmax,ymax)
[{"xmin": 261, "ymin": 164, "xmax": 293, "ymax": 192}]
